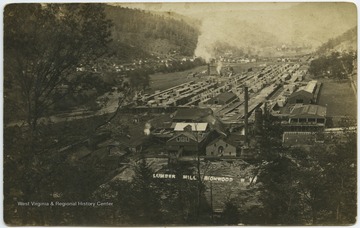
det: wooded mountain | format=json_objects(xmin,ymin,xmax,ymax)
[
  {"xmin": 317, "ymin": 26, "xmax": 357, "ymax": 55},
  {"xmin": 105, "ymin": 5, "xmax": 200, "ymax": 59}
]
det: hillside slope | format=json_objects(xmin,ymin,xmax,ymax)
[
  {"xmin": 317, "ymin": 26, "xmax": 357, "ymax": 54},
  {"xmin": 105, "ymin": 5, "xmax": 200, "ymax": 59}
]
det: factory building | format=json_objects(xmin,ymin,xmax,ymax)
[
  {"xmin": 287, "ymin": 90, "xmax": 313, "ymax": 104},
  {"xmin": 287, "ymin": 80, "xmax": 321, "ymax": 104},
  {"xmin": 282, "ymin": 104, "xmax": 327, "ymax": 131}
]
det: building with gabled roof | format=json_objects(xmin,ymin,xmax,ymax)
[
  {"xmin": 167, "ymin": 131, "xmax": 208, "ymax": 157},
  {"xmin": 281, "ymin": 104, "xmax": 327, "ymax": 131},
  {"xmin": 304, "ymin": 80, "xmax": 317, "ymax": 93},
  {"xmin": 287, "ymin": 89, "xmax": 313, "ymax": 104},
  {"xmin": 205, "ymin": 134, "xmax": 245, "ymax": 157},
  {"xmin": 287, "ymin": 80, "xmax": 321, "ymax": 104}
]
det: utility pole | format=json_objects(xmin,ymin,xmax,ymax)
[
  {"xmin": 210, "ymin": 181, "xmax": 214, "ymax": 223},
  {"xmin": 244, "ymin": 86, "xmax": 249, "ymax": 145}
]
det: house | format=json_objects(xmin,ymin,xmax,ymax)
[
  {"xmin": 206, "ymin": 138, "xmax": 236, "ymax": 157},
  {"xmin": 206, "ymin": 134, "xmax": 245, "ymax": 157},
  {"xmin": 287, "ymin": 80, "xmax": 321, "ymax": 104},
  {"xmin": 287, "ymin": 89, "xmax": 313, "ymax": 104},
  {"xmin": 167, "ymin": 131, "xmax": 207, "ymax": 157}
]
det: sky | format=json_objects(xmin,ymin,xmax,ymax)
[{"xmin": 115, "ymin": 2, "xmax": 299, "ymax": 15}]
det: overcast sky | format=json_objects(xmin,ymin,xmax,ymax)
[{"xmin": 114, "ymin": 2, "xmax": 299, "ymax": 16}]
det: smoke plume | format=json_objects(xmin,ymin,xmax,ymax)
[
  {"xmin": 144, "ymin": 122, "xmax": 151, "ymax": 135},
  {"xmin": 216, "ymin": 61, "xmax": 223, "ymax": 75}
]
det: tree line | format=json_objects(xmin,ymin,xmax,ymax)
[
  {"xmin": 308, "ymin": 52, "xmax": 355, "ymax": 79},
  {"xmin": 240, "ymin": 115, "xmax": 357, "ymax": 225}
]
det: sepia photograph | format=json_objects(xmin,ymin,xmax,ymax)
[{"xmin": 3, "ymin": 1, "xmax": 357, "ymax": 226}]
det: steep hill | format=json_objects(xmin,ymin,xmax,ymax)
[
  {"xmin": 105, "ymin": 5, "xmax": 200, "ymax": 59},
  {"xmin": 317, "ymin": 26, "xmax": 357, "ymax": 54}
]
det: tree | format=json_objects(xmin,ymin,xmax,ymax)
[
  {"xmin": 257, "ymin": 155, "xmax": 303, "ymax": 225},
  {"xmin": 325, "ymin": 130, "xmax": 357, "ymax": 224},
  {"xmin": 222, "ymin": 201, "xmax": 239, "ymax": 225},
  {"xmin": 127, "ymin": 157, "xmax": 162, "ymax": 224},
  {"xmin": 257, "ymin": 111, "xmax": 284, "ymax": 161},
  {"xmin": 128, "ymin": 69, "xmax": 150, "ymax": 91},
  {"xmin": 4, "ymin": 3, "xmax": 112, "ymax": 135},
  {"xmin": 4, "ymin": 5, "xmax": 112, "ymax": 224},
  {"xmin": 290, "ymin": 145, "xmax": 331, "ymax": 224},
  {"xmin": 154, "ymin": 163, "xmax": 204, "ymax": 224}
]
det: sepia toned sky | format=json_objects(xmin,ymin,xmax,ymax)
[{"xmin": 115, "ymin": 2, "xmax": 299, "ymax": 14}]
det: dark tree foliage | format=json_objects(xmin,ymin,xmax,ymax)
[
  {"xmin": 257, "ymin": 155, "xmax": 303, "ymax": 225},
  {"xmin": 128, "ymin": 69, "xmax": 150, "ymax": 91},
  {"xmin": 127, "ymin": 157, "xmax": 163, "ymax": 224},
  {"xmin": 87, "ymin": 161, "xmax": 211, "ymax": 226},
  {"xmin": 244, "ymin": 110, "xmax": 357, "ymax": 225},
  {"xmin": 325, "ymin": 130, "xmax": 357, "ymax": 224},
  {"xmin": 3, "ymin": 115, "xmax": 112, "ymax": 225},
  {"xmin": 4, "ymin": 4, "xmax": 113, "ymax": 225},
  {"xmin": 154, "ymin": 165, "xmax": 210, "ymax": 224},
  {"xmin": 290, "ymin": 146, "xmax": 331, "ymax": 224},
  {"xmin": 308, "ymin": 52, "xmax": 355, "ymax": 79},
  {"xmin": 222, "ymin": 201, "xmax": 240, "ymax": 225},
  {"xmin": 4, "ymin": 3, "xmax": 112, "ymax": 132},
  {"xmin": 105, "ymin": 5, "xmax": 199, "ymax": 56},
  {"xmin": 257, "ymin": 110, "xmax": 284, "ymax": 161}
]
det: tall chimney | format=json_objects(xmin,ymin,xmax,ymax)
[
  {"xmin": 244, "ymin": 86, "xmax": 248, "ymax": 144},
  {"xmin": 207, "ymin": 63, "xmax": 210, "ymax": 75},
  {"xmin": 255, "ymin": 107, "xmax": 263, "ymax": 135}
]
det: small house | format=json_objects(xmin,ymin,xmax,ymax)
[{"xmin": 206, "ymin": 134, "xmax": 245, "ymax": 157}]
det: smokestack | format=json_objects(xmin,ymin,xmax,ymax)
[
  {"xmin": 244, "ymin": 86, "xmax": 248, "ymax": 144},
  {"xmin": 207, "ymin": 63, "xmax": 210, "ymax": 75},
  {"xmin": 255, "ymin": 108, "xmax": 263, "ymax": 135}
]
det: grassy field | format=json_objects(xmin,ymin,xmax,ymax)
[
  {"xmin": 147, "ymin": 66, "xmax": 208, "ymax": 93},
  {"xmin": 317, "ymin": 78, "xmax": 356, "ymax": 124}
]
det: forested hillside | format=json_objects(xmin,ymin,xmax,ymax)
[
  {"xmin": 317, "ymin": 26, "xmax": 357, "ymax": 54},
  {"xmin": 105, "ymin": 5, "xmax": 200, "ymax": 59},
  {"xmin": 308, "ymin": 26, "xmax": 356, "ymax": 79}
]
